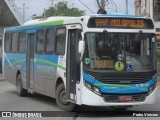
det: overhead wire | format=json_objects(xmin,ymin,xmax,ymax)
[{"xmin": 78, "ymin": 0, "xmax": 95, "ymax": 14}]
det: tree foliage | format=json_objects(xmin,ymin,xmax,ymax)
[{"xmin": 44, "ymin": 1, "xmax": 85, "ymax": 17}]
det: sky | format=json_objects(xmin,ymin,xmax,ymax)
[{"xmin": 14, "ymin": 0, "xmax": 135, "ymax": 21}]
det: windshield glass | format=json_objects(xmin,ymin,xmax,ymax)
[{"xmin": 83, "ymin": 32, "xmax": 156, "ymax": 73}]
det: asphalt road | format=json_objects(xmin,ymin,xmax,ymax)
[{"xmin": 0, "ymin": 80, "xmax": 160, "ymax": 120}]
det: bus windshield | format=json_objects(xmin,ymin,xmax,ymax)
[{"xmin": 83, "ymin": 32, "xmax": 156, "ymax": 73}]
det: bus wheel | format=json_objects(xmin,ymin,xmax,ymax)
[
  {"xmin": 56, "ymin": 83, "xmax": 76, "ymax": 111},
  {"xmin": 17, "ymin": 74, "xmax": 28, "ymax": 97}
]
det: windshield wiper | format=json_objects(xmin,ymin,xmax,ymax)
[{"xmin": 135, "ymin": 30, "xmax": 143, "ymax": 41}]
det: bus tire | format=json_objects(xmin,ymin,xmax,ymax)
[
  {"xmin": 17, "ymin": 74, "xmax": 28, "ymax": 97},
  {"xmin": 55, "ymin": 83, "xmax": 76, "ymax": 111}
]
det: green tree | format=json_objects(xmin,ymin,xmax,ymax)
[{"xmin": 44, "ymin": 1, "xmax": 85, "ymax": 17}]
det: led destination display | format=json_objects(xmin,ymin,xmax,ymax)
[{"xmin": 88, "ymin": 17, "xmax": 154, "ymax": 29}]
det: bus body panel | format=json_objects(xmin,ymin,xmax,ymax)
[
  {"xmin": 33, "ymin": 54, "xmax": 58, "ymax": 97},
  {"xmin": 4, "ymin": 53, "xmax": 26, "ymax": 86}
]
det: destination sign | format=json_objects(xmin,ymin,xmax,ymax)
[
  {"xmin": 93, "ymin": 60, "xmax": 113, "ymax": 69},
  {"xmin": 88, "ymin": 18, "xmax": 154, "ymax": 29}
]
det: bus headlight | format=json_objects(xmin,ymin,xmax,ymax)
[
  {"xmin": 84, "ymin": 81, "xmax": 101, "ymax": 95},
  {"xmin": 85, "ymin": 81, "xmax": 92, "ymax": 89},
  {"xmin": 93, "ymin": 86, "xmax": 100, "ymax": 93},
  {"xmin": 148, "ymin": 83, "xmax": 157, "ymax": 95}
]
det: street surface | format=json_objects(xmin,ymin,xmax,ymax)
[{"xmin": 0, "ymin": 80, "xmax": 160, "ymax": 120}]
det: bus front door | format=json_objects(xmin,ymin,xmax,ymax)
[
  {"xmin": 26, "ymin": 33, "xmax": 35, "ymax": 89},
  {"xmin": 66, "ymin": 29, "xmax": 81, "ymax": 102}
]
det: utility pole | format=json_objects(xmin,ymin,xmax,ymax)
[
  {"xmin": 44, "ymin": 8, "xmax": 46, "ymax": 18},
  {"xmin": 101, "ymin": 0, "xmax": 106, "ymax": 10},
  {"xmin": 149, "ymin": 0, "xmax": 153, "ymax": 19},
  {"xmin": 19, "ymin": 3, "xmax": 29, "ymax": 22},
  {"xmin": 48, "ymin": 0, "xmax": 55, "ymax": 7},
  {"xmin": 51, "ymin": 0, "xmax": 54, "ymax": 7},
  {"xmin": 96, "ymin": 0, "xmax": 107, "ymax": 14},
  {"xmin": 126, "ymin": 0, "xmax": 128, "ymax": 14}
]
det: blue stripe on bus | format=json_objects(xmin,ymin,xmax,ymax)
[
  {"xmin": 83, "ymin": 72, "xmax": 96, "ymax": 84},
  {"xmin": 4, "ymin": 53, "xmax": 60, "ymax": 71},
  {"xmin": 83, "ymin": 72, "xmax": 157, "ymax": 94},
  {"xmin": 5, "ymin": 25, "xmax": 63, "ymax": 32},
  {"xmin": 97, "ymin": 14, "xmax": 145, "ymax": 18}
]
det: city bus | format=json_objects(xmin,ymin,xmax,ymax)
[{"xmin": 3, "ymin": 14, "xmax": 158, "ymax": 111}]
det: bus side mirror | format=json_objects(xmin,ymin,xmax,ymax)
[{"xmin": 78, "ymin": 41, "xmax": 85, "ymax": 54}]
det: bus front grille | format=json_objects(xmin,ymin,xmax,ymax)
[{"xmin": 99, "ymin": 75, "xmax": 150, "ymax": 84}]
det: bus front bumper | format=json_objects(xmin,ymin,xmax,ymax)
[{"xmin": 81, "ymin": 86, "xmax": 157, "ymax": 106}]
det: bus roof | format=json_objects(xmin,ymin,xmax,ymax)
[
  {"xmin": 4, "ymin": 14, "xmax": 152, "ymax": 32},
  {"xmin": 23, "ymin": 16, "xmax": 78, "ymax": 26},
  {"xmin": 23, "ymin": 14, "xmax": 146, "ymax": 26}
]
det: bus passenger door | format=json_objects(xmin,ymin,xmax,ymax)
[
  {"xmin": 26, "ymin": 33, "xmax": 35, "ymax": 89},
  {"xmin": 66, "ymin": 29, "xmax": 81, "ymax": 102}
]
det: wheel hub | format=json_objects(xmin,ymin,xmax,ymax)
[{"xmin": 60, "ymin": 90, "xmax": 69, "ymax": 105}]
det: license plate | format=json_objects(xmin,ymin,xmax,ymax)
[{"xmin": 119, "ymin": 96, "xmax": 132, "ymax": 102}]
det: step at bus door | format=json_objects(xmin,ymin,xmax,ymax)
[
  {"xmin": 26, "ymin": 33, "xmax": 35, "ymax": 89},
  {"xmin": 66, "ymin": 29, "xmax": 81, "ymax": 102}
]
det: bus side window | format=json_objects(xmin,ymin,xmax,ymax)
[
  {"xmin": 4, "ymin": 33, "xmax": 12, "ymax": 53},
  {"xmin": 36, "ymin": 29, "xmax": 45, "ymax": 54},
  {"xmin": 45, "ymin": 28, "xmax": 55, "ymax": 54},
  {"xmin": 55, "ymin": 27, "xmax": 66, "ymax": 55},
  {"xmin": 19, "ymin": 32, "xmax": 26, "ymax": 53},
  {"xmin": 11, "ymin": 32, "xmax": 18, "ymax": 53}
]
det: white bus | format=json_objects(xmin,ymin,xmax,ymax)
[{"xmin": 3, "ymin": 14, "xmax": 158, "ymax": 111}]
